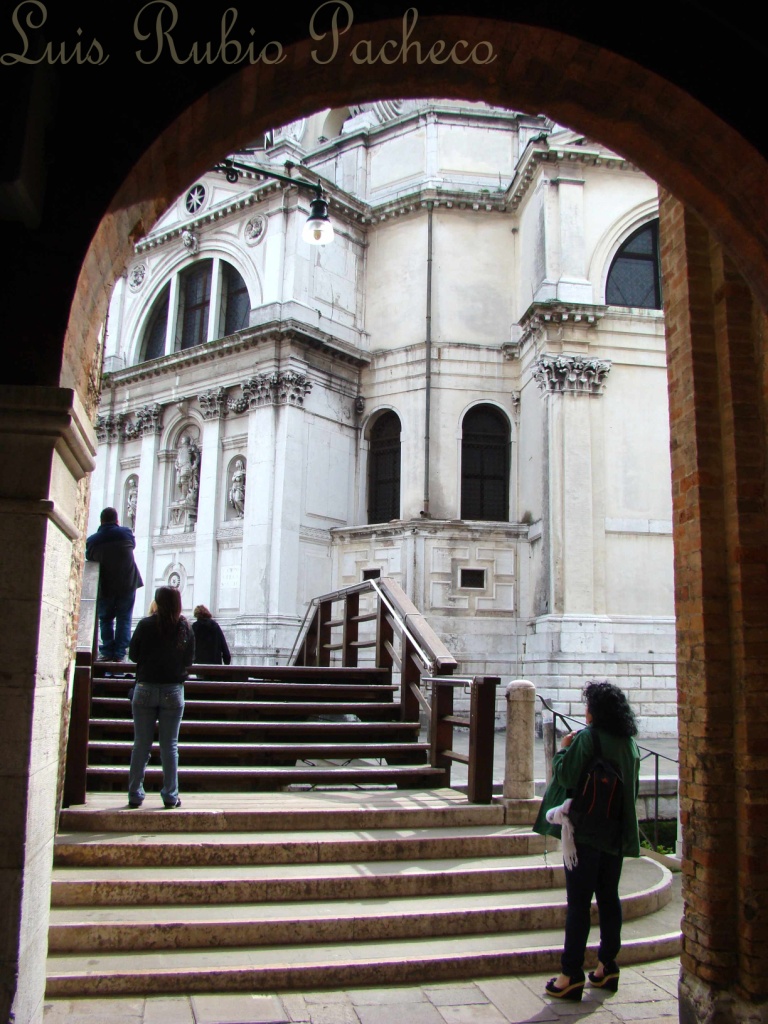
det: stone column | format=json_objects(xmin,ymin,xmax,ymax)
[
  {"xmin": 501, "ymin": 679, "xmax": 541, "ymax": 824},
  {"xmin": 0, "ymin": 385, "xmax": 96, "ymax": 1024},
  {"xmin": 193, "ymin": 407, "xmax": 225, "ymax": 609},
  {"xmin": 660, "ymin": 193, "xmax": 768, "ymax": 1022},
  {"xmin": 133, "ymin": 408, "xmax": 164, "ymax": 613}
]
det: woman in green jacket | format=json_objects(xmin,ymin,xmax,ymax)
[{"xmin": 533, "ymin": 681, "xmax": 641, "ymax": 1001}]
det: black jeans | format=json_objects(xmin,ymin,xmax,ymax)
[{"xmin": 562, "ymin": 841, "xmax": 624, "ymax": 976}]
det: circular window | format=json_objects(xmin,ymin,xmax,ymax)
[{"xmin": 185, "ymin": 184, "xmax": 206, "ymax": 215}]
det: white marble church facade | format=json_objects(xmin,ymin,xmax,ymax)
[{"xmin": 90, "ymin": 100, "xmax": 675, "ymax": 735}]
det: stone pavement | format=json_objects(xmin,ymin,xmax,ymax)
[{"xmin": 43, "ymin": 957, "xmax": 681, "ymax": 1023}]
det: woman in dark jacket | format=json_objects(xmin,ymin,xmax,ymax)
[
  {"xmin": 534, "ymin": 680, "xmax": 641, "ymax": 1001},
  {"xmin": 127, "ymin": 586, "xmax": 195, "ymax": 808},
  {"xmin": 191, "ymin": 605, "xmax": 231, "ymax": 665}
]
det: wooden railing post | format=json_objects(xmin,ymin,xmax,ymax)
[
  {"xmin": 342, "ymin": 592, "xmax": 359, "ymax": 667},
  {"xmin": 317, "ymin": 599, "xmax": 333, "ymax": 666},
  {"xmin": 467, "ymin": 676, "xmax": 500, "ymax": 804},
  {"xmin": 401, "ymin": 636, "xmax": 421, "ymax": 722},
  {"xmin": 430, "ymin": 679, "xmax": 453, "ymax": 788}
]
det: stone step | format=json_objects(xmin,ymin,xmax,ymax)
[
  {"xmin": 58, "ymin": 788, "xmax": 505, "ymax": 833},
  {"xmin": 51, "ymin": 853, "xmax": 566, "ymax": 906},
  {"xmin": 54, "ymin": 825, "xmax": 547, "ymax": 868},
  {"xmin": 47, "ymin": 859, "xmax": 671, "ymax": 953},
  {"xmin": 45, "ymin": 886, "xmax": 682, "ymax": 997}
]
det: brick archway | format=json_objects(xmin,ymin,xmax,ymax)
[{"xmin": 51, "ymin": 15, "xmax": 768, "ymax": 1024}]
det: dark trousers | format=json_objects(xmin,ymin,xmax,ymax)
[
  {"xmin": 97, "ymin": 591, "xmax": 136, "ymax": 661},
  {"xmin": 562, "ymin": 841, "xmax": 624, "ymax": 976}
]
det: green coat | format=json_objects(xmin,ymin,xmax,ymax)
[{"xmin": 533, "ymin": 726, "xmax": 641, "ymax": 857}]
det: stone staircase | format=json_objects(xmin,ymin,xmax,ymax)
[
  {"xmin": 47, "ymin": 790, "xmax": 682, "ymax": 998},
  {"xmin": 86, "ymin": 663, "xmax": 445, "ymax": 792}
]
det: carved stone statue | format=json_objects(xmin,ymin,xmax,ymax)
[
  {"xmin": 228, "ymin": 459, "xmax": 246, "ymax": 518},
  {"xmin": 175, "ymin": 435, "xmax": 200, "ymax": 508},
  {"xmin": 125, "ymin": 477, "xmax": 138, "ymax": 529}
]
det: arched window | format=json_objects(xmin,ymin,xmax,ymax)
[
  {"xmin": 367, "ymin": 412, "xmax": 401, "ymax": 524},
  {"xmin": 138, "ymin": 260, "xmax": 252, "ymax": 364},
  {"xmin": 606, "ymin": 220, "xmax": 662, "ymax": 309},
  {"xmin": 141, "ymin": 284, "xmax": 170, "ymax": 362},
  {"xmin": 461, "ymin": 405, "xmax": 510, "ymax": 521}
]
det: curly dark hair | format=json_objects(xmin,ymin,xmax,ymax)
[{"xmin": 583, "ymin": 680, "xmax": 638, "ymax": 738}]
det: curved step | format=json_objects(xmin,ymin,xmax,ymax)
[
  {"xmin": 45, "ymin": 889, "xmax": 682, "ymax": 997},
  {"xmin": 47, "ymin": 860, "xmax": 672, "ymax": 953},
  {"xmin": 51, "ymin": 853, "xmax": 567, "ymax": 906},
  {"xmin": 54, "ymin": 826, "xmax": 550, "ymax": 868}
]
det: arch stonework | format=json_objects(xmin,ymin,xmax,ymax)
[{"xmin": 2, "ymin": 13, "xmax": 767, "ymax": 1024}]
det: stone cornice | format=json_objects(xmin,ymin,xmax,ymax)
[
  {"xmin": 506, "ymin": 140, "xmax": 641, "ymax": 211},
  {"xmin": 102, "ymin": 322, "xmax": 370, "ymax": 389},
  {"xmin": 518, "ymin": 302, "xmax": 607, "ymax": 347}
]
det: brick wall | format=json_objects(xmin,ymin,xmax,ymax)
[{"xmin": 661, "ymin": 192, "xmax": 768, "ymax": 1001}]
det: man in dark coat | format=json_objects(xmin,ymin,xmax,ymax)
[{"xmin": 85, "ymin": 507, "xmax": 144, "ymax": 661}]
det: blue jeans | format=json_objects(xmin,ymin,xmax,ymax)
[
  {"xmin": 562, "ymin": 842, "xmax": 624, "ymax": 976},
  {"xmin": 128, "ymin": 683, "xmax": 184, "ymax": 805},
  {"xmin": 97, "ymin": 591, "xmax": 136, "ymax": 661}
]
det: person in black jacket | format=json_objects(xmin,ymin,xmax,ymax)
[
  {"xmin": 127, "ymin": 586, "xmax": 194, "ymax": 808},
  {"xmin": 191, "ymin": 605, "xmax": 232, "ymax": 665},
  {"xmin": 85, "ymin": 507, "xmax": 143, "ymax": 662}
]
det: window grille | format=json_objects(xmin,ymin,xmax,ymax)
[
  {"xmin": 368, "ymin": 412, "xmax": 401, "ymax": 524},
  {"xmin": 606, "ymin": 220, "xmax": 662, "ymax": 309},
  {"xmin": 460, "ymin": 405, "xmax": 510, "ymax": 522}
]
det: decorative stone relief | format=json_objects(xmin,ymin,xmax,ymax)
[
  {"xmin": 274, "ymin": 371, "xmax": 313, "ymax": 406},
  {"xmin": 355, "ymin": 395, "xmax": 366, "ymax": 414},
  {"xmin": 124, "ymin": 475, "xmax": 138, "ymax": 530},
  {"xmin": 181, "ymin": 229, "xmax": 199, "ymax": 255},
  {"xmin": 228, "ymin": 372, "xmax": 313, "ymax": 413},
  {"xmin": 198, "ymin": 387, "xmax": 228, "ymax": 420},
  {"xmin": 96, "ymin": 403, "xmax": 164, "ymax": 443},
  {"xmin": 128, "ymin": 263, "xmax": 147, "ymax": 292},
  {"xmin": 136, "ymin": 404, "xmax": 164, "ymax": 435},
  {"xmin": 244, "ymin": 215, "xmax": 267, "ymax": 246},
  {"xmin": 532, "ymin": 354, "xmax": 612, "ymax": 395},
  {"xmin": 228, "ymin": 459, "xmax": 246, "ymax": 519}
]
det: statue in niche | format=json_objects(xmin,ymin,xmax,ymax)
[
  {"xmin": 228, "ymin": 459, "xmax": 246, "ymax": 518},
  {"xmin": 125, "ymin": 477, "xmax": 138, "ymax": 530},
  {"xmin": 175, "ymin": 435, "xmax": 200, "ymax": 508}
]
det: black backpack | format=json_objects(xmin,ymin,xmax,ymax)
[{"xmin": 568, "ymin": 729, "xmax": 624, "ymax": 848}]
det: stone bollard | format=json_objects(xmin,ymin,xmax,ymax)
[{"xmin": 501, "ymin": 680, "xmax": 542, "ymax": 825}]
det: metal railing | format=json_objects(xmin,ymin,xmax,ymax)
[{"xmin": 538, "ymin": 694, "xmax": 679, "ymax": 852}]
